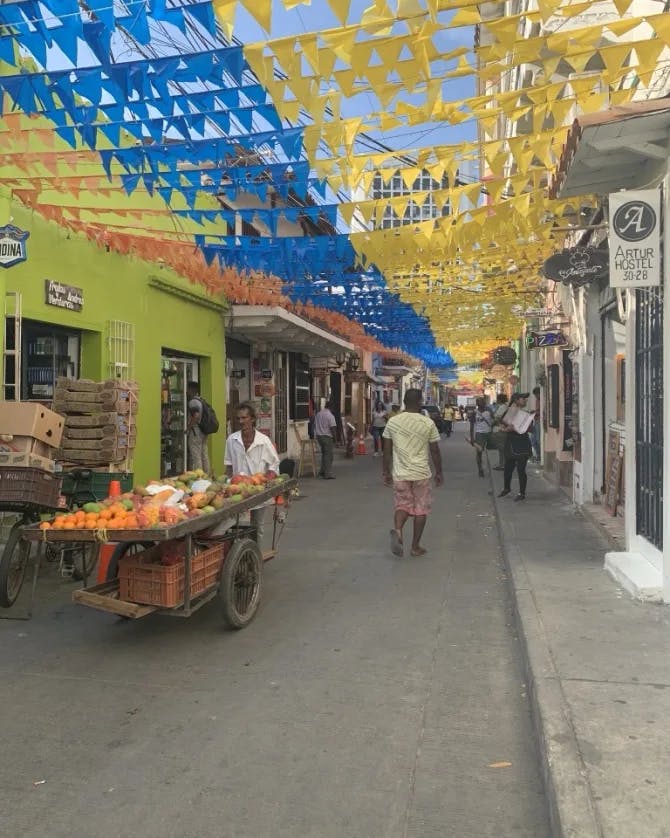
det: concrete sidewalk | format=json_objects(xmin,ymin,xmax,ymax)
[{"xmin": 491, "ymin": 460, "xmax": 670, "ymax": 838}]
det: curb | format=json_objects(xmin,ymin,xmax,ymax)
[{"xmin": 488, "ymin": 463, "xmax": 603, "ymax": 838}]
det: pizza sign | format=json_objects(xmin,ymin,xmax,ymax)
[{"xmin": 0, "ymin": 225, "xmax": 30, "ymax": 268}]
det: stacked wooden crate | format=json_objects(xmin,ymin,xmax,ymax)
[{"xmin": 53, "ymin": 378, "xmax": 139, "ymax": 467}]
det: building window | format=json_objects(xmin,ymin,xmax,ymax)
[
  {"xmin": 616, "ymin": 354, "xmax": 625, "ymax": 422},
  {"xmin": 289, "ymin": 353, "xmax": 310, "ymax": 421}
]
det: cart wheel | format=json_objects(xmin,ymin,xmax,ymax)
[
  {"xmin": 0, "ymin": 521, "xmax": 32, "ymax": 608},
  {"xmin": 219, "ymin": 538, "xmax": 263, "ymax": 629},
  {"xmin": 105, "ymin": 542, "xmax": 154, "ymax": 582}
]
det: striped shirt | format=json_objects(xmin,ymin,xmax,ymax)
[{"xmin": 383, "ymin": 411, "xmax": 440, "ymax": 481}]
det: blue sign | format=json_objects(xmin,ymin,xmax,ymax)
[{"xmin": 0, "ymin": 225, "xmax": 29, "ymax": 268}]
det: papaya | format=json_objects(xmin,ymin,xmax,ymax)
[{"xmin": 82, "ymin": 502, "xmax": 101, "ymax": 514}]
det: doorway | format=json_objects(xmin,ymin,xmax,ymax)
[{"xmin": 160, "ymin": 354, "xmax": 199, "ymax": 477}]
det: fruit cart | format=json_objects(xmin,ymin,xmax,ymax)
[{"xmin": 21, "ymin": 478, "xmax": 297, "ymax": 629}]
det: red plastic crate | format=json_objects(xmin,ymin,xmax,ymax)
[{"xmin": 119, "ymin": 542, "xmax": 224, "ymax": 607}]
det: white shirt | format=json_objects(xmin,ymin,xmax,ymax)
[
  {"xmin": 382, "ymin": 411, "xmax": 440, "ymax": 481},
  {"xmin": 224, "ymin": 430, "xmax": 279, "ymax": 476}
]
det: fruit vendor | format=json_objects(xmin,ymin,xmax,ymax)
[{"xmin": 224, "ymin": 401, "xmax": 279, "ymax": 544}]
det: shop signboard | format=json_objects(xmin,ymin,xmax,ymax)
[
  {"xmin": 45, "ymin": 279, "xmax": 83, "ymax": 311},
  {"xmin": 542, "ymin": 247, "xmax": 608, "ymax": 286},
  {"xmin": 0, "ymin": 224, "xmax": 30, "ymax": 268},
  {"xmin": 609, "ymin": 189, "xmax": 661, "ymax": 288},
  {"xmin": 526, "ymin": 331, "xmax": 568, "ymax": 349}
]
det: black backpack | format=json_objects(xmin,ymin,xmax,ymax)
[{"xmin": 198, "ymin": 398, "xmax": 219, "ymax": 435}]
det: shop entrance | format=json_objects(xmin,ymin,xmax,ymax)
[
  {"xmin": 21, "ymin": 321, "xmax": 80, "ymax": 402},
  {"xmin": 160, "ymin": 354, "xmax": 199, "ymax": 478}
]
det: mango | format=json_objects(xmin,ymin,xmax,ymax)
[
  {"xmin": 83, "ymin": 502, "xmax": 101, "ymax": 514},
  {"xmin": 202, "ymin": 506, "xmax": 216, "ymax": 514}
]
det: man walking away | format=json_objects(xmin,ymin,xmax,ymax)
[
  {"xmin": 498, "ymin": 392, "xmax": 533, "ymax": 501},
  {"xmin": 315, "ymin": 400, "xmax": 337, "ymax": 479},
  {"xmin": 491, "ymin": 393, "xmax": 510, "ymax": 471},
  {"xmin": 187, "ymin": 381, "xmax": 211, "ymax": 474},
  {"xmin": 382, "ymin": 388, "xmax": 443, "ymax": 557}
]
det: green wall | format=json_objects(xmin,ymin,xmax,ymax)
[{"xmin": 0, "ymin": 202, "xmax": 227, "ymax": 482}]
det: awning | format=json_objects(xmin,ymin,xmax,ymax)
[
  {"xmin": 226, "ymin": 305, "xmax": 354, "ymax": 357},
  {"xmin": 551, "ymin": 99, "xmax": 670, "ymax": 199}
]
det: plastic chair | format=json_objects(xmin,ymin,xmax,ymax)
[{"xmin": 292, "ymin": 424, "xmax": 318, "ymax": 477}]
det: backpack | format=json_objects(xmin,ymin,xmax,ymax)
[{"xmin": 198, "ymin": 398, "xmax": 219, "ymax": 435}]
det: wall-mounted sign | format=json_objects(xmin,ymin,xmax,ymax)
[
  {"xmin": 0, "ymin": 225, "xmax": 30, "ymax": 268},
  {"xmin": 45, "ymin": 280, "xmax": 83, "ymax": 311},
  {"xmin": 526, "ymin": 331, "xmax": 569, "ymax": 349},
  {"xmin": 609, "ymin": 189, "xmax": 661, "ymax": 288},
  {"xmin": 492, "ymin": 346, "xmax": 517, "ymax": 366},
  {"xmin": 260, "ymin": 369, "xmax": 273, "ymax": 380},
  {"xmin": 230, "ymin": 369, "xmax": 246, "ymax": 379},
  {"xmin": 543, "ymin": 247, "xmax": 608, "ymax": 286}
]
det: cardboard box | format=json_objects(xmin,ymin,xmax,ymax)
[
  {"xmin": 0, "ymin": 435, "xmax": 53, "ymax": 456},
  {"xmin": 0, "ymin": 450, "xmax": 56, "ymax": 472},
  {"xmin": 0, "ymin": 402, "xmax": 64, "ymax": 447}
]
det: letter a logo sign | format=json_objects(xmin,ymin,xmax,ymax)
[{"xmin": 612, "ymin": 199, "xmax": 656, "ymax": 242}]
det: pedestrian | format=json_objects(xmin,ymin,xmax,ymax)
[
  {"xmin": 371, "ymin": 400, "xmax": 388, "ymax": 457},
  {"xmin": 314, "ymin": 399, "xmax": 337, "ymax": 479},
  {"xmin": 491, "ymin": 393, "xmax": 510, "ymax": 471},
  {"xmin": 224, "ymin": 401, "xmax": 279, "ymax": 543},
  {"xmin": 469, "ymin": 397, "xmax": 493, "ymax": 477},
  {"xmin": 442, "ymin": 403, "xmax": 454, "ymax": 437},
  {"xmin": 498, "ymin": 392, "xmax": 533, "ymax": 502},
  {"xmin": 382, "ymin": 388, "xmax": 443, "ymax": 557},
  {"xmin": 531, "ymin": 386, "xmax": 541, "ymax": 462},
  {"xmin": 186, "ymin": 380, "xmax": 211, "ymax": 474}
]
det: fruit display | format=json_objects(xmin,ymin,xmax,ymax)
[{"xmin": 39, "ymin": 469, "xmax": 289, "ymax": 532}]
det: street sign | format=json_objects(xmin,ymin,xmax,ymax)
[{"xmin": 609, "ymin": 189, "xmax": 661, "ymax": 288}]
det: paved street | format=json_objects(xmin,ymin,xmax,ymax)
[{"xmin": 0, "ymin": 429, "xmax": 549, "ymax": 838}]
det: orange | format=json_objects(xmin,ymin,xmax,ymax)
[
  {"xmin": 39, "ymin": 521, "xmax": 51, "ymax": 530},
  {"xmin": 98, "ymin": 509, "xmax": 112, "ymax": 521},
  {"xmin": 63, "ymin": 522, "xmax": 76, "ymax": 530}
]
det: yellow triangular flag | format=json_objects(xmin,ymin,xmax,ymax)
[
  {"xmin": 598, "ymin": 43, "xmax": 632, "ymax": 77},
  {"xmin": 321, "ymin": 28, "xmax": 357, "ymax": 64},
  {"xmin": 213, "ymin": 0, "xmax": 236, "ymax": 39},
  {"xmin": 449, "ymin": 5, "xmax": 481, "ymax": 26},
  {"xmin": 326, "ymin": 0, "xmax": 351, "ymax": 25},
  {"xmin": 651, "ymin": 13, "xmax": 670, "ymax": 47},
  {"xmin": 298, "ymin": 35, "xmax": 320, "ymax": 76},
  {"xmin": 333, "ymin": 68, "xmax": 357, "ymax": 97},
  {"xmin": 240, "ymin": 0, "xmax": 271, "ymax": 32},
  {"xmin": 611, "ymin": 0, "xmax": 633, "ymax": 16}
]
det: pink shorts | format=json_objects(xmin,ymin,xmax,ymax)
[{"xmin": 393, "ymin": 479, "xmax": 433, "ymax": 516}]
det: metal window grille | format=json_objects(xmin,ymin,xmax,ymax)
[
  {"xmin": 635, "ymin": 287, "xmax": 663, "ymax": 550},
  {"xmin": 107, "ymin": 320, "xmax": 135, "ymax": 381},
  {"xmin": 274, "ymin": 352, "xmax": 288, "ymax": 454}
]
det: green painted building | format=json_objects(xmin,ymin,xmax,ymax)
[{"xmin": 0, "ymin": 199, "xmax": 228, "ymax": 483}]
